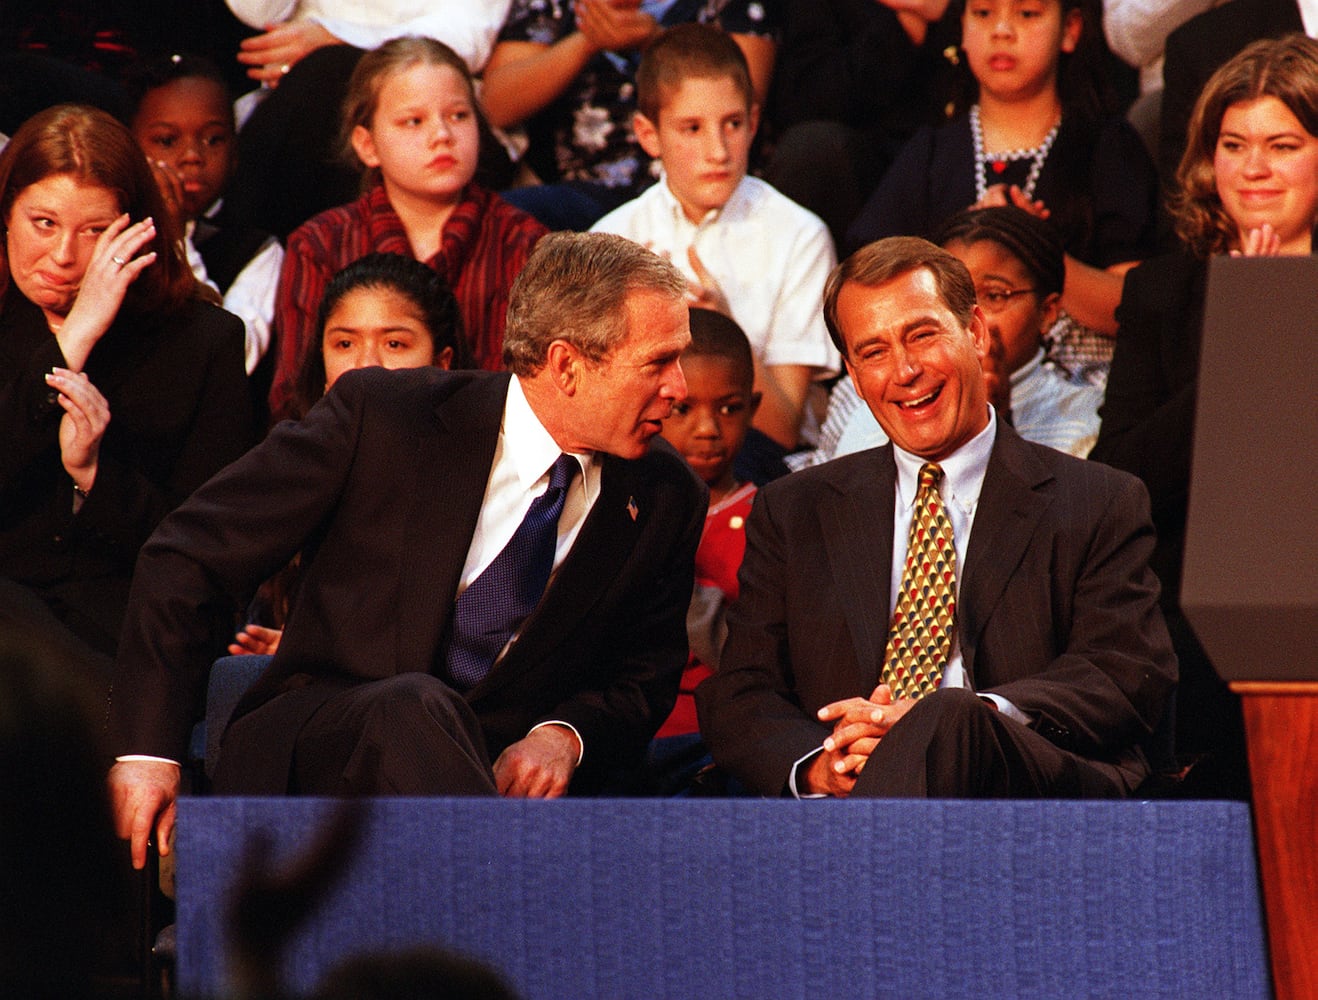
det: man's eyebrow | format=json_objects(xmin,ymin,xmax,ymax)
[
  {"xmin": 898, "ymin": 313, "xmax": 946, "ymax": 333},
  {"xmin": 851, "ymin": 314, "xmax": 945, "ymax": 349}
]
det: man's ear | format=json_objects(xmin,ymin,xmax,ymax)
[
  {"xmin": 350, "ymin": 124, "xmax": 380, "ymax": 169},
  {"xmin": 544, "ymin": 340, "xmax": 581, "ymax": 394},
  {"xmin": 841, "ymin": 355, "xmax": 867, "ymax": 406},
  {"xmin": 968, "ymin": 306, "xmax": 991, "ymax": 361},
  {"xmin": 1037, "ymin": 292, "xmax": 1062, "ymax": 337},
  {"xmin": 632, "ymin": 111, "xmax": 662, "ymax": 160},
  {"xmin": 748, "ymin": 101, "xmax": 761, "ymax": 140},
  {"xmin": 748, "ymin": 388, "xmax": 762, "ymax": 418}
]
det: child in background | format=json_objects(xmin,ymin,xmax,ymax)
[
  {"xmin": 220, "ymin": 3, "xmax": 517, "ymax": 244},
  {"xmin": 644, "ymin": 307, "xmax": 758, "ymax": 794},
  {"xmin": 269, "ymin": 36, "xmax": 546, "ymax": 423},
  {"xmin": 128, "ymin": 52, "xmax": 283, "ymax": 384},
  {"xmin": 230, "ymin": 253, "xmax": 464, "ymax": 655},
  {"xmin": 847, "ymin": 0, "xmax": 1158, "ymax": 386},
  {"xmin": 940, "ymin": 206, "xmax": 1103, "ymax": 453},
  {"xmin": 483, "ymin": 0, "xmax": 778, "ymax": 231},
  {"xmin": 591, "ymin": 24, "xmax": 837, "ymax": 470}
]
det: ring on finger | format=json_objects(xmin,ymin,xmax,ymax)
[
  {"xmin": 111, "ymin": 255, "xmax": 127, "ymax": 267},
  {"xmin": 280, "ymin": 63, "xmax": 291, "ymax": 75}
]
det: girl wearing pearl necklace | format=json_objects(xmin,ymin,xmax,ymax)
[{"xmin": 849, "ymin": 0, "xmax": 1158, "ymax": 387}]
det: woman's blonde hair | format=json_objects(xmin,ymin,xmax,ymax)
[
  {"xmin": 340, "ymin": 35, "xmax": 480, "ymax": 190},
  {"xmin": 1172, "ymin": 33, "xmax": 1318, "ymax": 258}
]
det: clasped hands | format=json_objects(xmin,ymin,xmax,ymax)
[
  {"xmin": 574, "ymin": 0, "xmax": 660, "ymax": 54},
  {"xmin": 804, "ymin": 684, "xmax": 916, "ymax": 797},
  {"xmin": 973, "ymin": 182, "xmax": 1050, "ymax": 219},
  {"xmin": 1231, "ymin": 222, "xmax": 1282, "ymax": 257},
  {"xmin": 238, "ymin": 20, "xmax": 338, "ymax": 87},
  {"xmin": 878, "ymin": 0, "xmax": 952, "ymax": 46},
  {"xmin": 45, "ymin": 214, "xmax": 157, "ymax": 494}
]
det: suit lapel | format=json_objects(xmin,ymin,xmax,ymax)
[
  {"xmin": 820, "ymin": 449, "xmax": 897, "ymax": 691},
  {"xmin": 468, "ymin": 451, "xmax": 645, "ymax": 700},
  {"xmin": 398, "ymin": 373, "xmax": 509, "ymax": 661},
  {"xmin": 959, "ymin": 421, "xmax": 1053, "ymax": 677}
]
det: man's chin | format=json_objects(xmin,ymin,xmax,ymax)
[
  {"xmin": 606, "ymin": 433, "xmax": 654, "ymax": 461},
  {"xmin": 881, "ymin": 420, "xmax": 952, "ymax": 461}
]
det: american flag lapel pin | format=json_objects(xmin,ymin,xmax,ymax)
[{"xmin": 627, "ymin": 496, "xmax": 639, "ymax": 522}]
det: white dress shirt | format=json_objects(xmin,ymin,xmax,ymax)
[
  {"xmin": 459, "ymin": 375, "xmax": 600, "ymax": 594},
  {"xmin": 591, "ymin": 174, "xmax": 840, "ymax": 375},
  {"xmin": 1102, "ymin": 0, "xmax": 1215, "ymax": 92},
  {"xmin": 224, "ymin": 0, "xmax": 512, "ymax": 72},
  {"xmin": 1301, "ymin": 0, "xmax": 1318, "ymax": 35},
  {"xmin": 886, "ymin": 415, "xmax": 995, "ymax": 700},
  {"xmin": 459, "ymin": 376, "xmax": 601, "ymax": 761},
  {"xmin": 184, "ymin": 219, "xmax": 283, "ymax": 375}
]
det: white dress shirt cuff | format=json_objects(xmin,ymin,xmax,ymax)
[
  {"xmin": 528, "ymin": 721, "xmax": 585, "ymax": 766},
  {"xmin": 978, "ymin": 693, "xmax": 1032, "ymax": 726},
  {"xmin": 788, "ymin": 746, "xmax": 829, "ymax": 799},
  {"xmin": 790, "ymin": 694, "xmax": 1027, "ymax": 797},
  {"xmin": 115, "ymin": 755, "xmax": 181, "ymax": 767}
]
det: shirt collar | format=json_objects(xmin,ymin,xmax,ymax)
[
  {"xmin": 367, "ymin": 181, "xmax": 414, "ymax": 258},
  {"xmin": 892, "ymin": 405, "xmax": 997, "ymax": 519},
  {"xmin": 1009, "ymin": 347, "xmax": 1047, "ymax": 389},
  {"xmin": 506, "ymin": 375, "xmax": 600, "ymax": 503},
  {"xmin": 430, "ymin": 183, "xmax": 485, "ymax": 280},
  {"xmin": 655, "ymin": 168, "xmax": 730, "ymax": 229},
  {"xmin": 366, "ymin": 180, "xmax": 482, "ymax": 281}
]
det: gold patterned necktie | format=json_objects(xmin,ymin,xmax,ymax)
[{"xmin": 881, "ymin": 462, "xmax": 957, "ymax": 700}]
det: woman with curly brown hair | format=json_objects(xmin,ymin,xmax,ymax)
[{"xmin": 1092, "ymin": 33, "xmax": 1318, "ymax": 798}]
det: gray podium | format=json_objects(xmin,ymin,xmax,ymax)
[{"xmin": 1181, "ymin": 254, "xmax": 1318, "ymax": 1000}]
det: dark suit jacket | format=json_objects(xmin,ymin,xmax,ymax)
[
  {"xmin": 696, "ymin": 419, "xmax": 1177, "ymax": 796},
  {"xmin": 1090, "ymin": 250, "xmax": 1205, "ymax": 606},
  {"xmin": 770, "ymin": 0, "xmax": 958, "ymax": 138},
  {"xmin": 0, "ymin": 290, "xmax": 253, "ymax": 655},
  {"xmin": 1159, "ymin": 0, "xmax": 1305, "ymax": 185},
  {"xmin": 108, "ymin": 368, "xmax": 705, "ymax": 792}
]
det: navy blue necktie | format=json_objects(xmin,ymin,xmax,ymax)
[{"xmin": 445, "ymin": 453, "xmax": 578, "ymax": 690}]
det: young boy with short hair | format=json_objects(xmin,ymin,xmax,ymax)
[
  {"xmin": 127, "ymin": 52, "xmax": 283, "ymax": 384},
  {"xmin": 591, "ymin": 23, "xmax": 837, "ymax": 462},
  {"xmin": 645, "ymin": 308, "xmax": 759, "ymax": 792}
]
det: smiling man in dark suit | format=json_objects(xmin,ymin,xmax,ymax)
[
  {"xmin": 108, "ymin": 232, "xmax": 706, "ymax": 869},
  {"xmin": 697, "ymin": 236, "xmax": 1176, "ymax": 799}
]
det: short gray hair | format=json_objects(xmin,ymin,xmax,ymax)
[{"xmin": 502, "ymin": 232, "xmax": 687, "ymax": 376}]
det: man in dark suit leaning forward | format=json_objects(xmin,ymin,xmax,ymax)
[
  {"xmin": 697, "ymin": 237, "xmax": 1176, "ymax": 799},
  {"xmin": 109, "ymin": 232, "xmax": 706, "ymax": 868}
]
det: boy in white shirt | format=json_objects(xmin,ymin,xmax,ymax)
[{"xmin": 592, "ymin": 23, "xmax": 838, "ymax": 457}]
